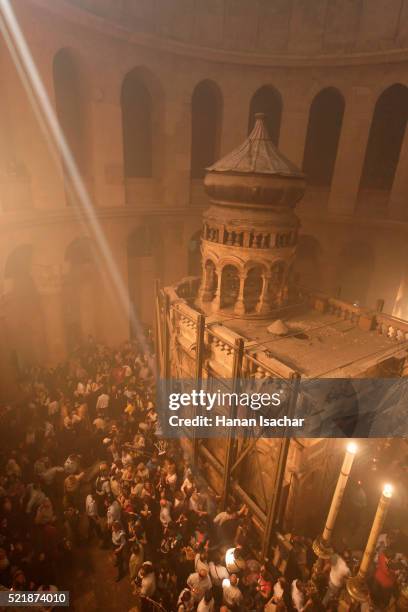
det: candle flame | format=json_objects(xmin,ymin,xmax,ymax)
[
  {"xmin": 383, "ymin": 483, "xmax": 393, "ymax": 498},
  {"xmin": 347, "ymin": 442, "xmax": 358, "ymax": 454}
]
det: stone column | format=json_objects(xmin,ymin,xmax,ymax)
[
  {"xmin": 234, "ymin": 272, "xmax": 247, "ymax": 315},
  {"xmin": 199, "ymin": 262, "xmax": 216, "ymax": 302},
  {"xmin": 211, "ymin": 267, "xmax": 223, "ymax": 312},
  {"xmin": 389, "ymin": 127, "xmax": 408, "ymax": 219},
  {"xmin": 36, "ymin": 266, "xmax": 67, "ymax": 365},
  {"xmin": 89, "ymin": 88, "xmax": 126, "ymax": 208},
  {"xmin": 162, "ymin": 92, "xmax": 191, "ymax": 208},
  {"xmin": 256, "ymin": 273, "xmax": 271, "ymax": 315},
  {"xmin": 278, "ymin": 91, "xmax": 310, "ymax": 167},
  {"xmin": 328, "ymin": 87, "xmax": 375, "ymax": 215}
]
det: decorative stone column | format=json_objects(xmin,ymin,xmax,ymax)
[
  {"xmin": 199, "ymin": 263, "xmax": 216, "ymax": 302},
  {"xmin": 211, "ymin": 267, "xmax": 223, "ymax": 312},
  {"xmin": 234, "ymin": 272, "xmax": 247, "ymax": 315},
  {"xmin": 35, "ymin": 265, "xmax": 67, "ymax": 365},
  {"xmin": 256, "ymin": 273, "xmax": 272, "ymax": 315},
  {"xmin": 328, "ymin": 87, "xmax": 375, "ymax": 215}
]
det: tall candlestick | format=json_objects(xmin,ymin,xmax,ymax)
[
  {"xmin": 313, "ymin": 442, "xmax": 357, "ymax": 559},
  {"xmin": 346, "ymin": 484, "xmax": 393, "ymax": 603}
]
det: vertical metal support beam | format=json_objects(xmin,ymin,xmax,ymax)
[
  {"xmin": 262, "ymin": 373, "xmax": 301, "ymax": 558},
  {"xmin": 158, "ymin": 291, "xmax": 171, "ymax": 422},
  {"xmin": 192, "ymin": 313, "xmax": 206, "ymax": 467},
  {"xmin": 154, "ymin": 279, "xmax": 162, "ymax": 378},
  {"xmin": 163, "ymin": 292, "xmax": 171, "ymax": 383},
  {"xmin": 220, "ymin": 338, "xmax": 245, "ymax": 509}
]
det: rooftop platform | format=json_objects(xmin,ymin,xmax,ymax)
[{"xmin": 158, "ymin": 276, "xmax": 408, "ymax": 381}]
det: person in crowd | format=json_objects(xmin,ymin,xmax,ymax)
[{"xmin": 222, "ymin": 573, "xmax": 243, "ymax": 608}]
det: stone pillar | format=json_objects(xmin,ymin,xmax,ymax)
[
  {"xmin": 162, "ymin": 92, "xmax": 191, "ymax": 208},
  {"xmin": 211, "ymin": 267, "xmax": 223, "ymax": 312},
  {"xmin": 256, "ymin": 274, "xmax": 271, "ymax": 315},
  {"xmin": 221, "ymin": 87, "xmax": 251, "ymax": 156},
  {"xmin": 389, "ymin": 127, "xmax": 408, "ymax": 219},
  {"xmin": 199, "ymin": 262, "xmax": 216, "ymax": 302},
  {"xmin": 328, "ymin": 87, "xmax": 375, "ymax": 214},
  {"xmin": 36, "ymin": 266, "xmax": 67, "ymax": 365},
  {"xmin": 234, "ymin": 272, "xmax": 246, "ymax": 315},
  {"xmin": 89, "ymin": 89, "xmax": 126, "ymax": 208},
  {"xmin": 278, "ymin": 92, "xmax": 310, "ymax": 167}
]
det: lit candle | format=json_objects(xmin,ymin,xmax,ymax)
[
  {"xmin": 346, "ymin": 484, "xmax": 393, "ymax": 603},
  {"xmin": 313, "ymin": 442, "xmax": 357, "ymax": 559},
  {"xmin": 322, "ymin": 442, "xmax": 357, "ymax": 543}
]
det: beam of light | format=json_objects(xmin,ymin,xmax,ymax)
[{"xmin": 0, "ymin": 0, "xmax": 155, "ymax": 371}]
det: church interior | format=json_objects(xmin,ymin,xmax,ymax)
[{"xmin": 1, "ymin": 1, "xmax": 408, "ymax": 610}]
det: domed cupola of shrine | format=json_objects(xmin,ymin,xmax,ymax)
[{"xmin": 198, "ymin": 113, "xmax": 306, "ymax": 317}]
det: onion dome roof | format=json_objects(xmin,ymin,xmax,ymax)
[{"xmin": 207, "ymin": 113, "xmax": 304, "ymax": 179}]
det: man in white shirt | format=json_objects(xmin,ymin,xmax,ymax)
[
  {"xmin": 187, "ymin": 569, "xmax": 212, "ymax": 603},
  {"xmin": 159, "ymin": 499, "xmax": 172, "ymax": 528},
  {"xmin": 208, "ymin": 561, "xmax": 229, "ymax": 587},
  {"xmin": 195, "ymin": 552, "xmax": 210, "ymax": 574},
  {"xmin": 323, "ymin": 553, "xmax": 351, "ymax": 605},
  {"xmin": 96, "ymin": 389, "xmax": 110, "ymax": 413},
  {"xmin": 222, "ymin": 574, "xmax": 243, "ymax": 608},
  {"xmin": 85, "ymin": 492, "xmax": 101, "ymax": 540}
]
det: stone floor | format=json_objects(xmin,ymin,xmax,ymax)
[{"xmin": 60, "ymin": 531, "xmax": 138, "ymax": 612}]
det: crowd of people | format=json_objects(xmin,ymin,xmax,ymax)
[{"xmin": 1, "ymin": 333, "xmax": 408, "ymax": 611}]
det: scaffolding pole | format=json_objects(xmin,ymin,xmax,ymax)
[
  {"xmin": 262, "ymin": 373, "xmax": 301, "ymax": 558},
  {"xmin": 192, "ymin": 313, "xmax": 205, "ymax": 467},
  {"xmin": 220, "ymin": 337, "xmax": 245, "ymax": 509}
]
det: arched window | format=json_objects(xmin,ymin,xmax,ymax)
[
  {"xmin": 121, "ymin": 71, "xmax": 153, "ymax": 178},
  {"xmin": 53, "ymin": 49, "xmax": 86, "ymax": 186},
  {"xmin": 191, "ymin": 80, "xmax": 222, "ymax": 179},
  {"xmin": 360, "ymin": 84, "xmax": 408, "ymax": 191},
  {"xmin": 248, "ymin": 86, "xmax": 282, "ymax": 145},
  {"xmin": 220, "ymin": 265, "xmax": 240, "ymax": 310},
  {"xmin": 302, "ymin": 88, "xmax": 345, "ymax": 186}
]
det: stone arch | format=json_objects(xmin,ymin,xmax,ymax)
[
  {"xmin": 53, "ymin": 48, "xmax": 88, "ymax": 204},
  {"xmin": 220, "ymin": 264, "xmax": 240, "ymax": 310},
  {"xmin": 302, "ymin": 87, "xmax": 345, "ymax": 187},
  {"xmin": 359, "ymin": 84, "xmax": 408, "ymax": 202},
  {"xmin": 248, "ymin": 85, "xmax": 282, "ymax": 144},
  {"xmin": 191, "ymin": 79, "xmax": 223, "ymax": 179}
]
